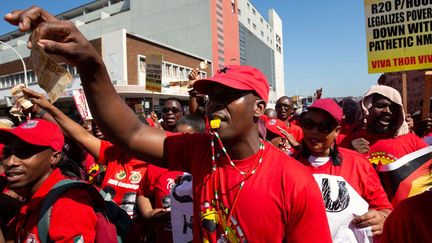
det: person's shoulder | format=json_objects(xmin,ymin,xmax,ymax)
[
  {"xmin": 339, "ymin": 147, "xmax": 371, "ymax": 167},
  {"xmin": 400, "ymin": 132, "xmax": 427, "ymax": 143},
  {"xmin": 54, "ymin": 186, "xmax": 95, "ymax": 207},
  {"xmin": 339, "ymin": 129, "xmax": 366, "ymax": 147},
  {"xmin": 339, "ymin": 147, "xmax": 368, "ymax": 159},
  {"xmin": 290, "ymin": 122, "xmax": 302, "ymax": 130},
  {"xmin": 166, "ymin": 132, "xmax": 210, "ymax": 141}
]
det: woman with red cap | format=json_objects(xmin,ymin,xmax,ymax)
[{"xmin": 297, "ymin": 98, "xmax": 392, "ymax": 242}]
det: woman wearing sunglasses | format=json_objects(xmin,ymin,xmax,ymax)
[{"xmin": 297, "ymin": 98, "xmax": 392, "ymax": 243}]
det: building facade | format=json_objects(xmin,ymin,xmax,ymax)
[{"xmin": 0, "ymin": 0, "xmax": 284, "ymax": 108}]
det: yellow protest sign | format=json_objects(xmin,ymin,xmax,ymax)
[
  {"xmin": 364, "ymin": 0, "xmax": 432, "ymax": 73},
  {"xmin": 146, "ymin": 54, "xmax": 163, "ymax": 92}
]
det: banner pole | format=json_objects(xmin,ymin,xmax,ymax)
[
  {"xmin": 402, "ymin": 71, "xmax": 408, "ymax": 114},
  {"xmin": 421, "ymin": 71, "xmax": 432, "ymax": 120}
]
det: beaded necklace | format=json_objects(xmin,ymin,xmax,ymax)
[{"xmin": 210, "ymin": 131, "xmax": 265, "ymax": 241}]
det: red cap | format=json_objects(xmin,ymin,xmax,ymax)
[
  {"xmin": 308, "ymin": 98, "xmax": 342, "ymax": 124},
  {"xmin": 193, "ymin": 65, "xmax": 270, "ymax": 102},
  {"xmin": 0, "ymin": 119, "xmax": 64, "ymax": 151},
  {"xmin": 265, "ymin": 118, "xmax": 288, "ymax": 138}
]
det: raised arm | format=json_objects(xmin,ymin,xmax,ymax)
[
  {"xmin": 23, "ymin": 88, "xmax": 101, "ymax": 159},
  {"xmin": 5, "ymin": 6, "xmax": 167, "ymax": 166}
]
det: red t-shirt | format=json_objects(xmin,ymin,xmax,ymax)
[
  {"xmin": 10, "ymin": 169, "xmax": 97, "ymax": 242},
  {"xmin": 299, "ymin": 148, "xmax": 392, "ymax": 210},
  {"xmin": 340, "ymin": 130, "xmax": 428, "ymax": 165},
  {"xmin": 165, "ymin": 133, "xmax": 332, "ymax": 243},
  {"xmin": 138, "ymin": 165, "xmax": 184, "ymax": 243},
  {"xmin": 381, "ymin": 190, "xmax": 432, "ymax": 243},
  {"xmin": 98, "ymin": 140, "xmax": 148, "ymax": 218},
  {"xmin": 287, "ymin": 122, "xmax": 304, "ymax": 143}
]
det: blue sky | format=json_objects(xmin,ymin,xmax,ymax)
[{"xmin": 0, "ymin": 1, "xmax": 379, "ymax": 97}]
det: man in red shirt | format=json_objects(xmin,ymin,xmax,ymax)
[
  {"xmin": 6, "ymin": 8, "xmax": 332, "ymax": 242},
  {"xmin": 340, "ymin": 85, "xmax": 427, "ymax": 163},
  {"xmin": 339, "ymin": 85, "xmax": 429, "ymax": 206},
  {"xmin": 0, "ymin": 119, "xmax": 97, "ymax": 242},
  {"xmin": 22, "ymin": 89, "xmax": 148, "ymax": 219},
  {"xmin": 275, "ymin": 96, "xmax": 304, "ymax": 142},
  {"xmin": 162, "ymin": 98, "xmax": 185, "ymax": 132}
]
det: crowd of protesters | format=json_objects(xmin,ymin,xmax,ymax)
[{"xmin": 0, "ymin": 5, "xmax": 431, "ymax": 243}]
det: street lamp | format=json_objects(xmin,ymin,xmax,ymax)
[{"xmin": 0, "ymin": 40, "xmax": 28, "ymax": 86}]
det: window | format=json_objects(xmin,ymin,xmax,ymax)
[
  {"xmin": 179, "ymin": 67, "xmax": 186, "ymax": 79},
  {"xmin": 165, "ymin": 63, "xmax": 172, "ymax": 76},
  {"xmin": 216, "ymin": 3, "xmax": 223, "ymax": 11},
  {"xmin": 247, "ymin": 3, "xmax": 250, "ymax": 8},
  {"xmin": 248, "ymin": 18, "xmax": 250, "ymax": 24},
  {"xmin": 173, "ymin": 66, "xmax": 178, "ymax": 77},
  {"xmin": 253, "ymin": 23, "xmax": 256, "ymax": 29},
  {"xmin": 238, "ymin": 9, "xmax": 241, "ymax": 15},
  {"xmin": 252, "ymin": 9, "xmax": 256, "ymax": 15},
  {"xmin": 276, "ymin": 34, "xmax": 281, "ymax": 44},
  {"xmin": 260, "ymin": 17, "xmax": 263, "ymax": 23},
  {"xmin": 139, "ymin": 57, "xmax": 146, "ymax": 73},
  {"xmin": 276, "ymin": 44, "xmax": 281, "ymax": 53},
  {"xmin": 261, "ymin": 31, "xmax": 264, "ymax": 37}
]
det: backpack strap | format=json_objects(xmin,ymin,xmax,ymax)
[{"xmin": 38, "ymin": 179, "xmax": 106, "ymax": 243}]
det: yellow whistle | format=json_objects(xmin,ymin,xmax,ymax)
[{"xmin": 210, "ymin": 119, "xmax": 221, "ymax": 129}]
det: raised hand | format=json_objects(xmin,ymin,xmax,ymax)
[{"xmin": 5, "ymin": 6, "xmax": 102, "ymax": 69}]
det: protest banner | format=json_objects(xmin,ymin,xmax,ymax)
[
  {"xmin": 364, "ymin": 0, "xmax": 432, "ymax": 73},
  {"xmin": 145, "ymin": 54, "xmax": 163, "ymax": 93},
  {"xmin": 72, "ymin": 89, "xmax": 93, "ymax": 121}
]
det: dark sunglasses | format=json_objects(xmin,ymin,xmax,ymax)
[
  {"xmin": 300, "ymin": 118, "xmax": 337, "ymax": 134},
  {"xmin": 275, "ymin": 104, "xmax": 292, "ymax": 110},
  {"xmin": 162, "ymin": 107, "xmax": 181, "ymax": 114}
]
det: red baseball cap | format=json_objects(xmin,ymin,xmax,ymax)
[
  {"xmin": 193, "ymin": 65, "xmax": 270, "ymax": 102},
  {"xmin": 265, "ymin": 118, "xmax": 288, "ymax": 138},
  {"xmin": 307, "ymin": 98, "xmax": 342, "ymax": 124},
  {"xmin": 0, "ymin": 119, "xmax": 64, "ymax": 151}
]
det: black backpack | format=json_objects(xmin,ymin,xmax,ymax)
[{"xmin": 38, "ymin": 179, "xmax": 132, "ymax": 243}]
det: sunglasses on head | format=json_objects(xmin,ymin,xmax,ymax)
[
  {"xmin": 162, "ymin": 107, "xmax": 181, "ymax": 114},
  {"xmin": 300, "ymin": 117, "xmax": 337, "ymax": 134}
]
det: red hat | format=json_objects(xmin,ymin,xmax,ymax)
[
  {"xmin": 308, "ymin": 98, "xmax": 342, "ymax": 124},
  {"xmin": 193, "ymin": 65, "xmax": 270, "ymax": 102},
  {"xmin": 0, "ymin": 119, "xmax": 64, "ymax": 151},
  {"xmin": 265, "ymin": 118, "xmax": 288, "ymax": 138}
]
